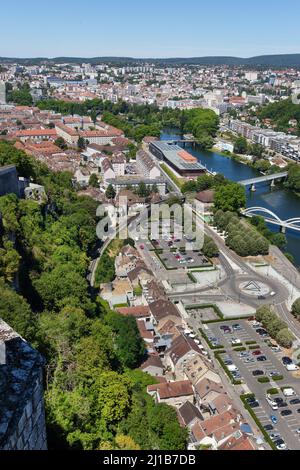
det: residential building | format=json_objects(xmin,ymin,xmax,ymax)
[{"xmin": 147, "ymin": 380, "xmax": 194, "ymax": 408}]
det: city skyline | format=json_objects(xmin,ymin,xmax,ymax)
[{"xmin": 1, "ymin": 0, "xmax": 300, "ymax": 58}]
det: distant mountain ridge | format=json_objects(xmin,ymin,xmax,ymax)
[{"xmin": 1, "ymin": 54, "xmax": 300, "ymax": 67}]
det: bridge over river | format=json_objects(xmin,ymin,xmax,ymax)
[
  {"xmin": 241, "ymin": 207, "xmax": 300, "ymax": 233},
  {"xmin": 239, "ymin": 172, "xmax": 288, "ymax": 191}
]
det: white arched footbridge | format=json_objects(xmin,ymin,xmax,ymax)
[{"xmin": 241, "ymin": 207, "xmax": 300, "ymax": 233}]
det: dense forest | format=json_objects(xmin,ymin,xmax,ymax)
[
  {"xmin": 37, "ymin": 98, "xmax": 219, "ymax": 146},
  {"xmin": 0, "ymin": 141, "xmax": 188, "ymax": 450}
]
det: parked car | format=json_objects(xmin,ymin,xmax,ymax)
[
  {"xmin": 270, "ymin": 415, "xmax": 278, "ymax": 424},
  {"xmin": 246, "ymin": 396, "xmax": 256, "ymax": 404},
  {"xmin": 274, "ymin": 439, "xmax": 287, "ymax": 450},
  {"xmin": 231, "ymin": 338, "xmax": 242, "ymax": 345},
  {"xmin": 249, "ymin": 401, "xmax": 260, "ymax": 408},
  {"xmin": 286, "ymin": 364, "xmax": 299, "ymax": 371},
  {"xmin": 264, "ymin": 424, "xmax": 274, "ymax": 431},
  {"xmin": 252, "ymin": 350, "xmax": 262, "ymax": 356},
  {"xmin": 252, "ymin": 370, "xmax": 264, "ymax": 376},
  {"xmin": 239, "ymin": 352, "xmax": 249, "ymax": 358},
  {"xmin": 257, "ymin": 356, "xmax": 267, "ymax": 362},
  {"xmin": 232, "ymin": 324, "xmax": 242, "ymax": 331},
  {"xmin": 281, "ymin": 409, "xmax": 293, "ymax": 417},
  {"xmin": 296, "ymin": 428, "xmax": 300, "ymax": 435},
  {"xmin": 274, "ymin": 398, "xmax": 284, "ymax": 404},
  {"xmin": 290, "ymin": 398, "xmax": 300, "ymax": 405},
  {"xmin": 282, "ymin": 357, "xmax": 293, "ymax": 365},
  {"xmin": 224, "ymin": 360, "xmax": 233, "ymax": 365},
  {"xmin": 269, "ymin": 433, "xmax": 281, "ymax": 441},
  {"xmin": 277, "ymin": 402, "xmax": 288, "ymax": 408},
  {"xmin": 269, "ymin": 371, "xmax": 280, "ymax": 377},
  {"xmin": 283, "ymin": 388, "xmax": 296, "ymax": 397}
]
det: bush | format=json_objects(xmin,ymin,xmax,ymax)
[
  {"xmin": 272, "ymin": 375, "xmax": 284, "ymax": 382},
  {"xmin": 267, "ymin": 388, "xmax": 279, "ymax": 395},
  {"xmin": 258, "ymin": 377, "xmax": 270, "ymax": 383},
  {"xmin": 292, "ymin": 298, "xmax": 300, "ymax": 317}
]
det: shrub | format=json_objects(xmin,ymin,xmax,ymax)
[
  {"xmin": 292, "ymin": 298, "xmax": 300, "ymax": 317},
  {"xmin": 258, "ymin": 377, "xmax": 270, "ymax": 383}
]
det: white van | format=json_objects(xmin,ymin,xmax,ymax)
[
  {"xmin": 283, "ymin": 388, "xmax": 296, "ymax": 397},
  {"xmin": 286, "ymin": 364, "xmax": 299, "ymax": 371},
  {"xmin": 266, "ymin": 395, "xmax": 279, "ymax": 410},
  {"xmin": 228, "ymin": 364, "xmax": 239, "ymax": 372}
]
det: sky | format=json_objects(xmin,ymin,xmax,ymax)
[{"xmin": 1, "ymin": 0, "xmax": 300, "ymax": 58}]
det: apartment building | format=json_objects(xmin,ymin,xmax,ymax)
[{"xmin": 136, "ymin": 150, "xmax": 161, "ymax": 179}]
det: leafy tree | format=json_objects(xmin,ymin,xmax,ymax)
[
  {"xmin": 89, "ymin": 173, "xmax": 99, "ymax": 188},
  {"xmin": 105, "ymin": 184, "xmax": 116, "ymax": 200},
  {"xmin": 0, "ymin": 279, "xmax": 37, "ymax": 343},
  {"xmin": 105, "ymin": 311, "xmax": 145, "ymax": 369},
  {"xmin": 114, "ymin": 434, "xmax": 141, "ymax": 450},
  {"xmin": 234, "ymin": 137, "xmax": 248, "ymax": 154},
  {"xmin": 214, "ymin": 183, "xmax": 246, "ymax": 212},
  {"xmin": 275, "ymin": 328, "xmax": 295, "ymax": 348},
  {"xmin": 55, "ymin": 137, "xmax": 67, "ymax": 150},
  {"xmin": 292, "ymin": 298, "xmax": 300, "ymax": 317},
  {"xmin": 253, "ymin": 159, "xmax": 271, "ymax": 173},
  {"xmin": 285, "ymin": 164, "xmax": 300, "ymax": 194},
  {"xmin": 202, "ymin": 235, "xmax": 219, "ymax": 258},
  {"xmin": 136, "ymin": 181, "xmax": 150, "ymax": 198},
  {"xmin": 77, "ymin": 137, "xmax": 86, "ymax": 151}
]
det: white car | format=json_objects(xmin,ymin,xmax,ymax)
[
  {"xmin": 231, "ymin": 338, "xmax": 242, "ymax": 345},
  {"xmin": 296, "ymin": 428, "xmax": 300, "ymax": 435},
  {"xmin": 276, "ymin": 441, "xmax": 287, "ymax": 450},
  {"xmin": 283, "ymin": 388, "xmax": 296, "ymax": 397},
  {"xmin": 286, "ymin": 364, "xmax": 299, "ymax": 371}
]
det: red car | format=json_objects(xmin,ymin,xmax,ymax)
[
  {"xmin": 252, "ymin": 350, "xmax": 262, "ymax": 356},
  {"xmin": 175, "ymin": 255, "xmax": 181, "ymax": 260},
  {"xmin": 139, "ymin": 244, "xmax": 145, "ymax": 250}
]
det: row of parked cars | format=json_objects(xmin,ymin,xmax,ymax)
[{"xmin": 246, "ymin": 396, "xmax": 293, "ymax": 450}]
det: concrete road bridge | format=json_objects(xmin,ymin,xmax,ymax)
[{"xmin": 239, "ymin": 172, "xmax": 288, "ymax": 191}]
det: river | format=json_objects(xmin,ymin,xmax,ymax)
[{"xmin": 161, "ymin": 129, "xmax": 300, "ymax": 268}]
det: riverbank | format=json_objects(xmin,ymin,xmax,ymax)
[{"xmin": 210, "ymin": 147, "xmax": 251, "ymax": 166}]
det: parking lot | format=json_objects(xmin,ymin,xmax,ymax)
[
  {"xmin": 156, "ymin": 249, "xmax": 210, "ymax": 270},
  {"xmin": 203, "ymin": 319, "xmax": 300, "ymax": 449}
]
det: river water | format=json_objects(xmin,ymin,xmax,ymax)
[{"xmin": 161, "ymin": 129, "xmax": 300, "ymax": 268}]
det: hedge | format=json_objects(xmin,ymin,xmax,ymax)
[
  {"xmin": 233, "ymin": 347, "xmax": 246, "ymax": 352},
  {"xmin": 267, "ymin": 388, "xmax": 279, "ymax": 395}
]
